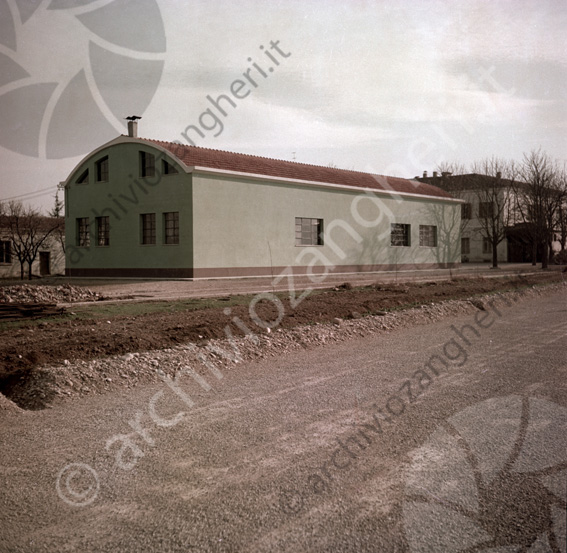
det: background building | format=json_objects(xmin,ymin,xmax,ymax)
[
  {"xmin": 418, "ymin": 172, "xmax": 526, "ymax": 263},
  {"xmin": 418, "ymin": 171, "xmax": 567, "ymax": 264},
  {"xmin": 0, "ymin": 216, "xmax": 64, "ymax": 279}
]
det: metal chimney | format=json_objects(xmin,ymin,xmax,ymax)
[{"xmin": 127, "ymin": 120, "xmax": 138, "ymax": 138}]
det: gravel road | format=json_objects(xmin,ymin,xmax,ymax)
[{"xmin": 1, "ymin": 289, "xmax": 566, "ymax": 552}]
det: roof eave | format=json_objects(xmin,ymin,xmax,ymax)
[{"xmin": 188, "ymin": 166, "xmax": 462, "ymax": 203}]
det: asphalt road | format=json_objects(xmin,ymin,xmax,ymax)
[{"xmin": 1, "ymin": 289, "xmax": 566, "ymax": 552}]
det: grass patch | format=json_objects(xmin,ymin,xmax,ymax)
[{"xmin": 0, "ymin": 291, "xmax": 295, "ymax": 330}]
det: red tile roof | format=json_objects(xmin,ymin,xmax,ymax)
[{"xmin": 145, "ymin": 139, "xmax": 453, "ymax": 200}]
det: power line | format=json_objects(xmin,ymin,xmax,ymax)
[{"xmin": 0, "ymin": 185, "xmax": 58, "ymax": 202}]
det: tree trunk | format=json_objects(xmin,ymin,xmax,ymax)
[
  {"xmin": 531, "ymin": 241, "xmax": 537, "ymax": 265},
  {"xmin": 492, "ymin": 241, "xmax": 498, "ymax": 268},
  {"xmin": 19, "ymin": 262, "xmax": 24, "ymax": 280},
  {"xmin": 541, "ymin": 241, "xmax": 548, "ymax": 269},
  {"xmin": 27, "ymin": 260, "xmax": 33, "ymax": 280}
]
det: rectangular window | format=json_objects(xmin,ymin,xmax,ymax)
[
  {"xmin": 391, "ymin": 223, "xmax": 411, "ymax": 247},
  {"xmin": 479, "ymin": 202, "xmax": 493, "ymax": 219},
  {"xmin": 164, "ymin": 212, "xmax": 179, "ymax": 245},
  {"xmin": 95, "ymin": 156, "xmax": 109, "ymax": 182},
  {"xmin": 461, "ymin": 237, "xmax": 470, "ymax": 255},
  {"xmin": 0, "ymin": 240, "xmax": 11, "ymax": 263},
  {"xmin": 483, "ymin": 237, "xmax": 492, "ymax": 254},
  {"xmin": 419, "ymin": 225, "xmax": 437, "ymax": 247},
  {"xmin": 295, "ymin": 217, "xmax": 323, "ymax": 246},
  {"xmin": 140, "ymin": 213, "xmax": 156, "ymax": 245},
  {"xmin": 77, "ymin": 217, "xmax": 90, "ymax": 247},
  {"xmin": 162, "ymin": 159, "xmax": 178, "ymax": 175},
  {"xmin": 140, "ymin": 151, "xmax": 155, "ymax": 178},
  {"xmin": 461, "ymin": 203, "xmax": 472, "ymax": 219},
  {"xmin": 96, "ymin": 216, "xmax": 109, "ymax": 246}
]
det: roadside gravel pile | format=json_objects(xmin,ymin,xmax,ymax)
[
  {"xmin": 4, "ymin": 282, "xmax": 562, "ymax": 411},
  {"xmin": 0, "ymin": 284, "xmax": 103, "ymax": 304}
]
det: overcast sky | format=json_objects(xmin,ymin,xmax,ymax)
[{"xmin": 1, "ymin": 0, "xmax": 565, "ymax": 213}]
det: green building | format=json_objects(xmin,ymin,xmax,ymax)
[{"xmin": 64, "ymin": 126, "xmax": 462, "ymax": 278}]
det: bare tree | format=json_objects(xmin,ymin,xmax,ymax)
[
  {"xmin": 435, "ymin": 161, "xmax": 467, "ymax": 178},
  {"xmin": 558, "ymin": 206, "xmax": 567, "ymax": 252},
  {"xmin": 433, "ymin": 162, "xmax": 472, "ymax": 247},
  {"xmin": 49, "ymin": 190, "xmax": 65, "ymax": 253},
  {"xmin": 1, "ymin": 202, "xmax": 27, "ymax": 279},
  {"xmin": 49, "ymin": 190, "xmax": 64, "ymax": 218},
  {"xmin": 469, "ymin": 157, "xmax": 517, "ymax": 269},
  {"xmin": 0, "ymin": 201, "xmax": 61, "ymax": 280},
  {"xmin": 555, "ymin": 172, "xmax": 567, "ymax": 252},
  {"xmin": 425, "ymin": 201, "xmax": 462, "ymax": 275},
  {"xmin": 48, "ymin": 190, "xmax": 66, "ymax": 254},
  {"xmin": 514, "ymin": 150, "xmax": 565, "ymax": 269},
  {"xmin": 552, "ymin": 166, "xmax": 567, "ymax": 261}
]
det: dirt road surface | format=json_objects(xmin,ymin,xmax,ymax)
[
  {"xmin": 1, "ymin": 288, "xmax": 565, "ymax": 552},
  {"xmin": 39, "ymin": 263, "xmax": 565, "ymax": 302}
]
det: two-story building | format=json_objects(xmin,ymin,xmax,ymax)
[{"xmin": 417, "ymin": 171, "xmax": 528, "ymax": 263}]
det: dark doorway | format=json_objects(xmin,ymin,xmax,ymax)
[
  {"xmin": 39, "ymin": 252, "xmax": 50, "ymax": 275},
  {"xmin": 506, "ymin": 224, "xmax": 539, "ymax": 263}
]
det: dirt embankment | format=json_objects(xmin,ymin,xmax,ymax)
[{"xmin": 0, "ymin": 273, "xmax": 564, "ymax": 410}]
